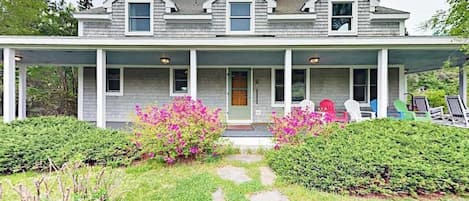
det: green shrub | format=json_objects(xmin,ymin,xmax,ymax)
[
  {"xmin": 0, "ymin": 116, "xmax": 138, "ymax": 174},
  {"xmin": 266, "ymin": 119, "xmax": 469, "ymax": 196}
]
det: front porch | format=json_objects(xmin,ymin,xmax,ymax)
[{"xmin": 0, "ymin": 36, "xmax": 467, "ymax": 129}]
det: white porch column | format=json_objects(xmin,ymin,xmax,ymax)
[
  {"xmin": 189, "ymin": 49, "xmax": 197, "ymax": 99},
  {"xmin": 459, "ymin": 65, "xmax": 467, "ymax": 105},
  {"xmin": 377, "ymin": 49, "xmax": 389, "ymax": 118},
  {"xmin": 96, "ymin": 49, "xmax": 107, "ymax": 128},
  {"xmin": 77, "ymin": 66, "xmax": 84, "ymax": 120},
  {"xmin": 18, "ymin": 65, "xmax": 27, "ymax": 120},
  {"xmin": 398, "ymin": 66, "xmax": 406, "ymax": 101},
  {"xmin": 284, "ymin": 49, "xmax": 292, "ymax": 115},
  {"xmin": 3, "ymin": 48, "xmax": 16, "ymax": 123}
]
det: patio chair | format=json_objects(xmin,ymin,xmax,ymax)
[
  {"xmin": 413, "ymin": 96, "xmax": 444, "ymax": 120},
  {"xmin": 319, "ymin": 99, "xmax": 348, "ymax": 122},
  {"xmin": 394, "ymin": 100, "xmax": 431, "ymax": 121},
  {"xmin": 344, "ymin": 100, "xmax": 376, "ymax": 122},
  {"xmin": 299, "ymin": 100, "xmax": 315, "ymax": 112},
  {"xmin": 445, "ymin": 95, "xmax": 469, "ymax": 127}
]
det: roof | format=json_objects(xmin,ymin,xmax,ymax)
[
  {"xmin": 75, "ymin": 7, "xmax": 107, "ymax": 15},
  {"xmin": 275, "ymin": 0, "xmax": 307, "ymax": 14},
  {"xmin": 374, "ymin": 6, "xmax": 409, "ymax": 14},
  {"xmin": 172, "ymin": 0, "xmax": 205, "ymax": 15}
]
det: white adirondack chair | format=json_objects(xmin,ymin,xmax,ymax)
[
  {"xmin": 413, "ymin": 96, "xmax": 444, "ymax": 120},
  {"xmin": 344, "ymin": 99, "xmax": 376, "ymax": 122},
  {"xmin": 299, "ymin": 100, "xmax": 315, "ymax": 112},
  {"xmin": 445, "ymin": 95, "xmax": 469, "ymax": 127}
]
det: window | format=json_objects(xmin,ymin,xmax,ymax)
[
  {"xmin": 273, "ymin": 69, "xmax": 307, "ymax": 103},
  {"xmin": 126, "ymin": 0, "xmax": 152, "ymax": 35},
  {"xmin": 171, "ymin": 69, "xmax": 188, "ymax": 95},
  {"xmin": 229, "ymin": 2, "xmax": 252, "ymax": 32},
  {"xmin": 352, "ymin": 69, "xmax": 377, "ymax": 103},
  {"xmin": 329, "ymin": 1, "xmax": 357, "ymax": 35},
  {"xmin": 106, "ymin": 68, "xmax": 123, "ymax": 96}
]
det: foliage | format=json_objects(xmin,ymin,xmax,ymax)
[
  {"xmin": 266, "ymin": 119, "xmax": 469, "ymax": 197},
  {"xmin": 0, "ymin": 0, "xmax": 46, "ymax": 35},
  {"xmin": 2, "ymin": 161, "xmax": 123, "ymax": 201},
  {"xmin": 78, "ymin": 0, "xmax": 93, "ymax": 11},
  {"xmin": 132, "ymin": 96, "xmax": 225, "ymax": 164},
  {"xmin": 0, "ymin": 117, "xmax": 138, "ymax": 174},
  {"xmin": 269, "ymin": 108, "xmax": 336, "ymax": 148},
  {"xmin": 40, "ymin": 0, "xmax": 78, "ymax": 36}
]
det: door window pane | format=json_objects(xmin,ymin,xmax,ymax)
[{"xmin": 231, "ymin": 71, "xmax": 248, "ymax": 106}]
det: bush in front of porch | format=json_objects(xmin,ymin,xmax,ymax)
[
  {"xmin": 132, "ymin": 96, "xmax": 226, "ymax": 164},
  {"xmin": 0, "ymin": 116, "xmax": 138, "ymax": 174},
  {"xmin": 266, "ymin": 119, "xmax": 469, "ymax": 197}
]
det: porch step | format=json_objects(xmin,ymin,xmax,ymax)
[{"xmin": 223, "ymin": 137, "xmax": 274, "ymax": 152}]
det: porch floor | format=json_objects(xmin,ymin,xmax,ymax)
[{"xmin": 224, "ymin": 124, "xmax": 273, "ymax": 137}]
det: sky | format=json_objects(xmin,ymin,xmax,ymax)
[{"xmin": 65, "ymin": 0, "xmax": 448, "ymax": 35}]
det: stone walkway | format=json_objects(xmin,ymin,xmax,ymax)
[{"xmin": 214, "ymin": 154, "xmax": 289, "ymax": 201}]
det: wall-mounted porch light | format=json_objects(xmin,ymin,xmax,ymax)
[
  {"xmin": 160, "ymin": 57, "xmax": 171, "ymax": 65},
  {"xmin": 309, "ymin": 57, "xmax": 320, "ymax": 64},
  {"xmin": 14, "ymin": 55, "xmax": 23, "ymax": 62}
]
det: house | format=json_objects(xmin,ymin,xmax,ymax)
[{"xmin": 0, "ymin": 0, "xmax": 467, "ymax": 129}]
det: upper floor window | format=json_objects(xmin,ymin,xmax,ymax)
[
  {"xmin": 329, "ymin": 1, "xmax": 357, "ymax": 35},
  {"xmin": 228, "ymin": 1, "xmax": 253, "ymax": 33},
  {"xmin": 126, "ymin": 0, "xmax": 153, "ymax": 35}
]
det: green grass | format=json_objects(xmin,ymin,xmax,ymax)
[{"xmin": 0, "ymin": 156, "xmax": 467, "ymax": 201}]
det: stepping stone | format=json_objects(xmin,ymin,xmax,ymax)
[
  {"xmin": 260, "ymin": 166, "xmax": 276, "ymax": 186},
  {"xmin": 225, "ymin": 154, "xmax": 263, "ymax": 163},
  {"xmin": 212, "ymin": 187, "xmax": 225, "ymax": 201},
  {"xmin": 217, "ymin": 166, "xmax": 252, "ymax": 184},
  {"xmin": 249, "ymin": 190, "xmax": 289, "ymax": 201}
]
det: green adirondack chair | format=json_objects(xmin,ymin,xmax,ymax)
[{"xmin": 394, "ymin": 100, "xmax": 431, "ymax": 121}]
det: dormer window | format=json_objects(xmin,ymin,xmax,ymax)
[
  {"xmin": 125, "ymin": 0, "xmax": 153, "ymax": 36},
  {"xmin": 328, "ymin": 0, "xmax": 357, "ymax": 36},
  {"xmin": 227, "ymin": 0, "xmax": 254, "ymax": 33}
]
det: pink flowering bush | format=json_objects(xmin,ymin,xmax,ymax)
[
  {"xmin": 132, "ymin": 96, "xmax": 225, "ymax": 164},
  {"xmin": 269, "ymin": 108, "xmax": 339, "ymax": 148}
]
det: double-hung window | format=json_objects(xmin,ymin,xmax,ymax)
[
  {"xmin": 329, "ymin": 1, "xmax": 357, "ymax": 35},
  {"xmin": 352, "ymin": 69, "xmax": 377, "ymax": 104},
  {"xmin": 170, "ymin": 68, "xmax": 189, "ymax": 96},
  {"xmin": 106, "ymin": 68, "xmax": 124, "ymax": 96},
  {"xmin": 126, "ymin": 0, "xmax": 152, "ymax": 35},
  {"xmin": 273, "ymin": 69, "xmax": 307, "ymax": 104},
  {"xmin": 228, "ymin": 2, "xmax": 252, "ymax": 32}
]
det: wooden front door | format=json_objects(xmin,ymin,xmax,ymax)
[{"xmin": 228, "ymin": 69, "xmax": 251, "ymax": 121}]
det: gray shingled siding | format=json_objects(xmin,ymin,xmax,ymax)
[
  {"xmin": 252, "ymin": 69, "xmax": 283, "ymax": 123},
  {"xmin": 197, "ymin": 69, "xmax": 227, "ymax": 114},
  {"xmin": 82, "ymin": 0, "xmax": 400, "ymax": 37}
]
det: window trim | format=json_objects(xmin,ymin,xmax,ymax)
[
  {"xmin": 271, "ymin": 68, "xmax": 311, "ymax": 108},
  {"xmin": 349, "ymin": 67, "xmax": 377, "ymax": 106},
  {"xmin": 125, "ymin": 0, "xmax": 154, "ymax": 36},
  {"xmin": 226, "ymin": 0, "xmax": 255, "ymax": 34},
  {"xmin": 169, "ymin": 67, "xmax": 190, "ymax": 97},
  {"xmin": 106, "ymin": 67, "xmax": 124, "ymax": 97},
  {"xmin": 328, "ymin": 0, "xmax": 358, "ymax": 36}
]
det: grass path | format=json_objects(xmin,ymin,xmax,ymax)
[{"xmin": 0, "ymin": 156, "xmax": 466, "ymax": 201}]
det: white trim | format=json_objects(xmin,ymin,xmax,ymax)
[
  {"xmin": 3, "ymin": 48, "xmax": 16, "ymax": 123},
  {"xmin": 96, "ymin": 49, "xmax": 107, "ymax": 128},
  {"xmin": 103, "ymin": 0, "xmax": 116, "ymax": 12},
  {"xmin": 250, "ymin": 67, "xmax": 254, "ymax": 123},
  {"xmin": 369, "ymin": 0, "xmax": 379, "ymax": 12},
  {"xmin": 169, "ymin": 67, "xmax": 190, "ymax": 97},
  {"xmin": 78, "ymin": 66, "xmax": 84, "ymax": 120},
  {"xmin": 370, "ymin": 13, "xmax": 410, "ymax": 21},
  {"xmin": 162, "ymin": 0, "xmax": 178, "ymax": 13},
  {"xmin": 189, "ymin": 49, "xmax": 197, "ymax": 99},
  {"xmin": 226, "ymin": 0, "xmax": 255, "ymax": 35},
  {"xmin": 226, "ymin": 68, "xmax": 254, "ymax": 123},
  {"xmin": 301, "ymin": 0, "xmax": 319, "ymax": 13},
  {"xmin": 125, "ymin": 0, "xmax": 154, "ymax": 36},
  {"xmin": 78, "ymin": 21, "xmax": 84, "ymax": 36},
  {"xmin": 399, "ymin": 21, "xmax": 406, "ymax": 36},
  {"xmin": 265, "ymin": 0, "xmax": 277, "ymax": 13},
  {"xmin": 328, "ymin": 0, "xmax": 358, "ymax": 36},
  {"xmin": 271, "ymin": 67, "xmax": 311, "ymax": 108},
  {"xmin": 73, "ymin": 14, "xmax": 112, "ymax": 20},
  {"xmin": 0, "ymin": 36, "xmax": 465, "ymax": 48},
  {"xmin": 164, "ymin": 14, "xmax": 212, "ymax": 21},
  {"xmin": 399, "ymin": 66, "xmax": 405, "ymax": 101},
  {"xmin": 267, "ymin": 14, "xmax": 317, "ymax": 22},
  {"xmin": 225, "ymin": 67, "xmax": 229, "ymax": 121},
  {"xmin": 18, "ymin": 65, "xmax": 27, "ymax": 120},
  {"xmin": 203, "ymin": 0, "xmax": 217, "ymax": 13},
  {"xmin": 226, "ymin": 120, "xmax": 253, "ymax": 124},
  {"xmin": 105, "ymin": 67, "xmax": 124, "ymax": 96}
]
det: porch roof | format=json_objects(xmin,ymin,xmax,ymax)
[{"xmin": 0, "ymin": 36, "xmax": 466, "ymax": 73}]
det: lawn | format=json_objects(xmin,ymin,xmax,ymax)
[{"xmin": 0, "ymin": 155, "xmax": 466, "ymax": 201}]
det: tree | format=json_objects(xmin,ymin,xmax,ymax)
[
  {"xmin": 78, "ymin": 0, "xmax": 93, "ymax": 11},
  {"xmin": 40, "ymin": 0, "xmax": 78, "ymax": 36},
  {"xmin": 0, "ymin": 0, "xmax": 46, "ymax": 35}
]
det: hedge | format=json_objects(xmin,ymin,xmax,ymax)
[
  {"xmin": 0, "ymin": 117, "xmax": 138, "ymax": 174},
  {"xmin": 266, "ymin": 119, "xmax": 469, "ymax": 196}
]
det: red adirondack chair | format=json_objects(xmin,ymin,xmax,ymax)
[{"xmin": 319, "ymin": 99, "xmax": 349, "ymax": 123}]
